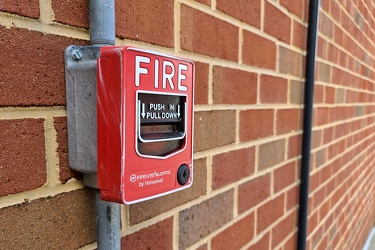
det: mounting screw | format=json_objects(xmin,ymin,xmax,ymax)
[
  {"xmin": 72, "ymin": 49, "xmax": 82, "ymax": 61},
  {"xmin": 177, "ymin": 164, "xmax": 190, "ymax": 186}
]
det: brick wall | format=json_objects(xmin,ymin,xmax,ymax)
[
  {"xmin": 0, "ymin": 0, "xmax": 374, "ymax": 250},
  {"xmin": 307, "ymin": 0, "xmax": 375, "ymax": 249}
]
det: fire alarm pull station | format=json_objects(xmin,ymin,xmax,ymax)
[{"xmin": 97, "ymin": 47, "xmax": 194, "ymax": 204}]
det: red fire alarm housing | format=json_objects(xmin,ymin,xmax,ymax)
[{"xmin": 97, "ymin": 47, "xmax": 194, "ymax": 204}]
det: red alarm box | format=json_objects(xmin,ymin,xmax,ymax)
[{"xmin": 97, "ymin": 47, "xmax": 194, "ymax": 204}]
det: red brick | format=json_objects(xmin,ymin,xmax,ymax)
[
  {"xmin": 0, "ymin": 0, "xmax": 39, "ymax": 18},
  {"xmin": 314, "ymin": 84, "xmax": 324, "ymax": 104},
  {"xmin": 325, "ymin": 86, "xmax": 335, "ymax": 104},
  {"xmin": 309, "ymin": 171, "xmax": 320, "ymax": 193},
  {"xmin": 319, "ymin": 12, "xmax": 334, "ymax": 39},
  {"xmin": 257, "ymin": 194, "xmax": 285, "ymax": 233},
  {"xmin": 338, "ymin": 49, "xmax": 348, "ymax": 68},
  {"xmin": 246, "ymin": 232, "xmax": 270, "ymax": 250},
  {"xmin": 240, "ymin": 109, "xmax": 274, "ymax": 142},
  {"xmin": 334, "ymin": 25, "xmax": 344, "ymax": 47},
  {"xmin": 0, "ymin": 119, "xmax": 46, "ymax": 197},
  {"xmin": 129, "ymin": 158, "xmax": 207, "ymax": 224},
  {"xmin": 314, "ymin": 107, "xmax": 329, "ymax": 126},
  {"xmin": 320, "ymin": 0, "xmax": 329, "ymax": 12},
  {"xmin": 300, "ymin": 0, "xmax": 309, "ymax": 21},
  {"xmin": 280, "ymin": 0, "xmax": 303, "ymax": 18},
  {"xmin": 293, "ymin": 20, "xmax": 307, "ymax": 50},
  {"xmin": 194, "ymin": 110, "xmax": 236, "ymax": 151},
  {"xmin": 286, "ymin": 185, "xmax": 299, "ymax": 211},
  {"xmin": 290, "ymin": 80, "xmax": 304, "ymax": 104},
  {"xmin": 331, "ymin": 66, "xmax": 341, "ymax": 85},
  {"xmin": 323, "ymin": 126, "xmax": 334, "ymax": 144},
  {"xmin": 216, "ymin": 0, "xmax": 261, "ymax": 28},
  {"xmin": 213, "ymin": 66, "xmax": 257, "ymax": 104},
  {"xmin": 328, "ymin": 43, "xmax": 339, "ymax": 64},
  {"xmin": 179, "ymin": 190, "xmax": 234, "ymax": 248},
  {"xmin": 271, "ymin": 211, "xmax": 296, "ymax": 248},
  {"xmin": 212, "ymin": 147, "xmax": 255, "ymax": 190},
  {"xmin": 0, "ymin": 189, "xmax": 96, "ymax": 249},
  {"xmin": 312, "ymin": 186, "xmax": 325, "ymax": 210},
  {"xmin": 334, "ymin": 123, "xmax": 349, "ymax": 139},
  {"xmin": 258, "ymin": 139, "xmax": 286, "ymax": 171},
  {"xmin": 317, "ymin": 37, "xmax": 328, "ymax": 63},
  {"xmin": 308, "ymin": 211, "xmax": 318, "ymax": 235},
  {"xmin": 194, "ymin": 62, "xmax": 209, "ymax": 105},
  {"xmin": 260, "ymin": 75, "xmax": 288, "ymax": 103},
  {"xmin": 181, "ymin": 4, "xmax": 238, "ymax": 61},
  {"xmin": 243, "ymin": 30, "xmax": 276, "ymax": 70},
  {"xmin": 288, "ymin": 134, "xmax": 301, "ymax": 159},
  {"xmin": 264, "ymin": 2, "xmax": 291, "ymax": 43},
  {"xmin": 311, "ymin": 129, "xmax": 321, "ymax": 150},
  {"xmin": 329, "ymin": 1, "xmax": 341, "ymax": 22},
  {"xmin": 238, "ymin": 173, "xmax": 271, "ymax": 214},
  {"xmin": 116, "ymin": 0, "xmax": 174, "ymax": 47},
  {"xmin": 311, "ymin": 226, "xmax": 324, "ymax": 249},
  {"xmin": 315, "ymin": 149, "xmax": 326, "ymax": 168},
  {"xmin": 52, "ymin": 0, "xmax": 89, "ymax": 28},
  {"xmin": 122, "ymin": 217, "xmax": 173, "ymax": 249},
  {"xmin": 53, "ymin": 117, "xmax": 82, "ymax": 183},
  {"xmin": 317, "ymin": 62, "xmax": 331, "ymax": 83},
  {"xmin": 211, "ymin": 212, "xmax": 254, "ymax": 250},
  {"xmin": 279, "ymin": 46, "xmax": 302, "ymax": 77},
  {"xmin": 319, "ymin": 199, "xmax": 330, "ymax": 221},
  {"xmin": 274, "ymin": 162, "xmax": 296, "ymax": 193},
  {"xmin": 276, "ymin": 108, "xmax": 300, "ymax": 134},
  {"xmin": 0, "ymin": 26, "xmax": 87, "ymax": 106}
]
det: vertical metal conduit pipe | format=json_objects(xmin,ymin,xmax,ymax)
[
  {"xmin": 297, "ymin": 1, "xmax": 320, "ymax": 250},
  {"xmin": 89, "ymin": 0, "xmax": 116, "ymax": 45},
  {"xmin": 89, "ymin": 1, "xmax": 120, "ymax": 249}
]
